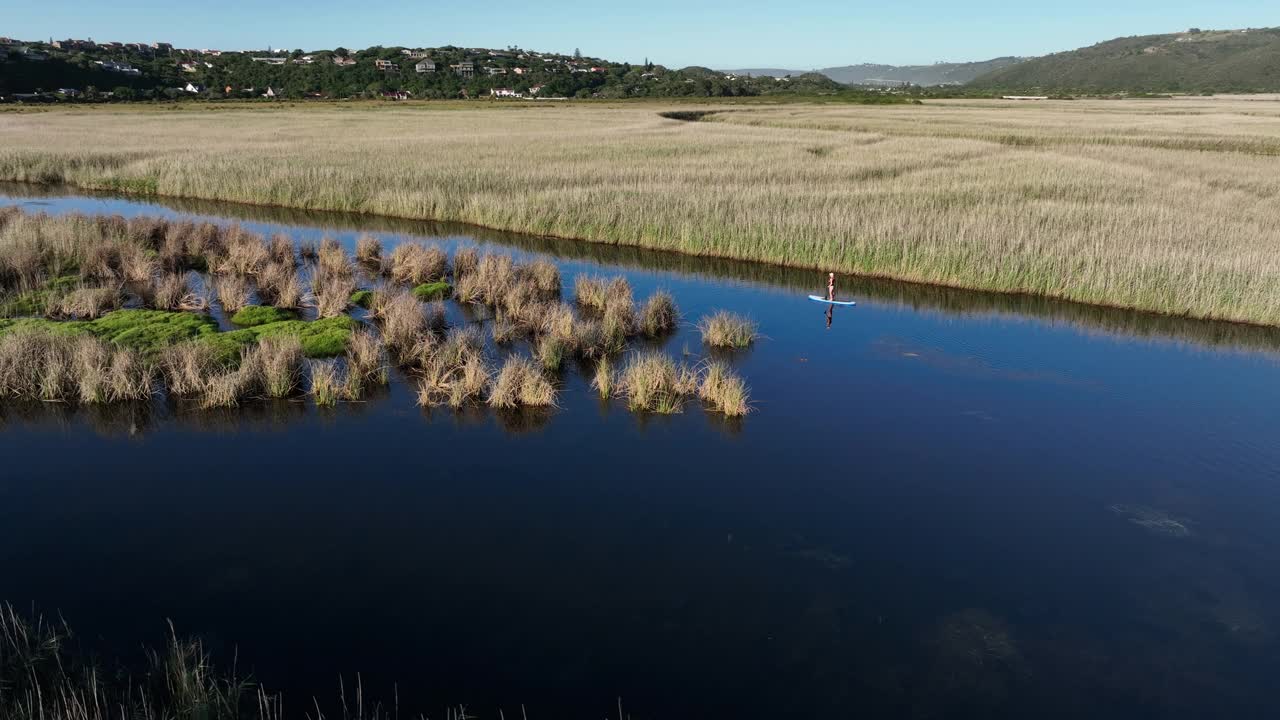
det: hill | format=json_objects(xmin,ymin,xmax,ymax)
[
  {"xmin": 819, "ymin": 58, "xmax": 1025, "ymax": 86},
  {"xmin": 968, "ymin": 27, "xmax": 1280, "ymax": 92},
  {"xmin": 0, "ymin": 39, "xmax": 884, "ymax": 102},
  {"xmin": 726, "ymin": 58, "xmax": 1025, "ymax": 86}
]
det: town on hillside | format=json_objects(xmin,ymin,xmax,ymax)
[{"xmin": 0, "ymin": 37, "xmax": 869, "ymax": 102}]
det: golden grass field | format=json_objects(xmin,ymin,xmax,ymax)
[{"xmin": 1, "ymin": 97, "xmax": 1278, "ymax": 325}]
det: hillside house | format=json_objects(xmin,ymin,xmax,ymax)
[
  {"xmin": 453, "ymin": 61, "xmax": 475, "ymax": 78},
  {"xmin": 529, "ymin": 84, "xmax": 545, "ymax": 95},
  {"xmin": 251, "ymin": 56, "xmax": 287, "ymax": 65},
  {"xmin": 487, "ymin": 67, "xmax": 507, "ymax": 76},
  {"xmin": 490, "ymin": 88, "xmax": 520, "ymax": 98},
  {"xmin": 382, "ymin": 90, "xmax": 412, "ymax": 100},
  {"xmin": 375, "ymin": 59, "xmax": 399, "ymax": 72},
  {"xmin": 57, "ymin": 88, "xmax": 81, "ymax": 98},
  {"xmin": 333, "ymin": 55, "xmax": 357, "ymax": 66},
  {"xmin": 415, "ymin": 59, "xmax": 436, "ymax": 73}
]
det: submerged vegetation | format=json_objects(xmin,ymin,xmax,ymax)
[{"xmin": 0, "ymin": 206, "xmax": 753, "ymax": 422}]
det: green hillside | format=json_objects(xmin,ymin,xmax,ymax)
[{"xmin": 968, "ymin": 28, "xmax": 1280, "ymax": 93}]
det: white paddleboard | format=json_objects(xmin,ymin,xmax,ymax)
[{"xmin": 808, "ymin": 295, "xmax": 857, "ymax": 306}]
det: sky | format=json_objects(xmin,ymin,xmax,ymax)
[{"xmin": 8, "ymin": 0, "xmax": 1277, "ymax": 69}]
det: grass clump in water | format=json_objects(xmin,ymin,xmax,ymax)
[
  {"xmin": 308, "ymin": 359, "xmax": 343, "ymax": 407},
  {"xmin": 699, "ymin": 360, "xmax": 751, "ymax": 417},
  {"xmin": 488, "ymin": 356, "xmax": 557, "ymax": 409},
  {"xmin": 640, "ymin": 290, "xmax": 679, "ymax": 337},
  {"xmin": 230, "ymin": 304, "xmax": 296, "ymax": 327},
  {"xmin": 248, "ymin": 336, "xmax": 304, "ymax": 398},
  {"xmin": 412, "ymin": 281, "xmax": 453, "ymax": 301},
  {"xmin": 698, "ymin": 310, "xmax": 757, "ymax": 349},
  {"xmin": 591, "ymin": 356, "xmax": 616, "ymax": 399},
  {"xmin": 619, "ymin": 351, "xmax": 697, "ymax": 414}
]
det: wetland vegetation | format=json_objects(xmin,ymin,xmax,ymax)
[
  {"xmin": 0, "ymin": 205, "xmax": 752, "ymax": 418},
  {"xmin": 1, "ymin": 98, "xmax": 1278, "ymax": 324}
]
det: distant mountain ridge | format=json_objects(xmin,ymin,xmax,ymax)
[
  {"xmin": 726, "ymin": 57, "xmax": 1026, "ymax": 86},
  {"xmin": 968, "ymin": 27, "xmax": 1280, "ymax": 92}
]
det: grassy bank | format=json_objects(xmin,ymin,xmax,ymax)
[{"xmin": 0, "ymin": 99, "xmax": 1277, "ymax": 325}]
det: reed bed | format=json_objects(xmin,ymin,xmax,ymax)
[{"xmin": 4, "ymin": 101, "xmax": 1278, "ymax": 324}]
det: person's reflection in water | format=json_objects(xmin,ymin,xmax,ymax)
[{"xmin": 825, "ymin": 304, "xmax": 834, "ymax": 329}]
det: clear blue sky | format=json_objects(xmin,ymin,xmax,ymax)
[{"xmin": 9, "ymin": 0, "xmax": 1276, "ymax": 68}]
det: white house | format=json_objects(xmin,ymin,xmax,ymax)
[{"xmin": 415, "ymin": 59, "xmax": 436, "ymax": 73}]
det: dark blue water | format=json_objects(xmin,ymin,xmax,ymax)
[{"xmin": 2, "ymin": 186, "xmax": 1280, "ymax": 719}]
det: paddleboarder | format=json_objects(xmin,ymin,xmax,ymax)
[{"xmin": 827, "ymin": 272, "xmax": 836, "ymax": 301}]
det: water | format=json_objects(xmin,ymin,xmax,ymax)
[{"xmin": 2, "ymin": 184, "xmax": 1280, "ymax": 718}]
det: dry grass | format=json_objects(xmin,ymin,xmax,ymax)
[
  {"xmin": 355, "ymin": 233, "xmax": 382, "ymax": 266},
  {"xmin": 54, "ymin": 285, "xmax": 121, "ymax": 319},
  {"xmin": 312, "ymin": 272, "xmax": 355, "ymax": 318},
  {"xmin": 698, "ymin": 310, "xmax": 757, "ymax": 349},
  {"xmin": 527, "ymin": 259, "xmax": 561, "ymax": 297},
  {"xmin": 4, "ymin": 101, "xmax": 1279, "ymax": 323},
  {"xmin": 387, "ymin": 242, "xmax": 447, "ymax": 285},
  {"xmin": 416, "ymin": 326, "xmax": 491, "ymax": 407},
  {"xmin": 374, "ymin": 290, "xmax": 427, "ymax": 356},
  {"xmin": 161, "ymin": 342, "xmax": 225, "ymax": 397},
  {"xmin": 452, "ymin": 247, "xmax": 479, "ymax": 278},
  {"xmin": 640, "ymin": 290, "xmax": 679, "ymax": 337},
  {"xmin": 488, "ymin": 355, "xmax": 556, "ymax": 409},
  {"xmin": 575, "ymin": 274, "xmax": 608, "ymax": 311},
  {"xmin": 619, "ymin": 351, "xmax": 697, "ymax": 414},
  {"xmin": 248, "ymin": 336, "xmax": 304, "ymax": 398},
  {"xmin": 257, "ymin": 261, "xmax": 303, "ymax": 309},
  {"xmin": 0, "ymin": 332, "xmax": 152, "ymax": 403},
  {"xmin": 307, "ymin": 359, "xmax": 343, "ymax": 407},
  {"xmin": 153, "ymin": 273, "xmax": 208, "ymax": 312},
  {"xmin": 699, "ymin": 360, "xmax": 751, "ymax": 416},
  {"xmin": 214, "ymin": 275, "xmax": 251, "ymax": 313},
  {"xmin": 591, "ymin": 356, "xmax": 616, "ymax": 399}
]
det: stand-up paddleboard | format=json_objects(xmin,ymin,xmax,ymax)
[{"xmin": 808, "ymin": 295, "xmax": 857, "ymax": 306}]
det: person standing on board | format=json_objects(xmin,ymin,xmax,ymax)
[{"xmin": 827, "ymin": 272, "xmax": 836, "ymax": 301}]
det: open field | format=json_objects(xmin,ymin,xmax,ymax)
[{"xmin": 2, "ymin": 98, "xmax": 1279, "ymax": 324}]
